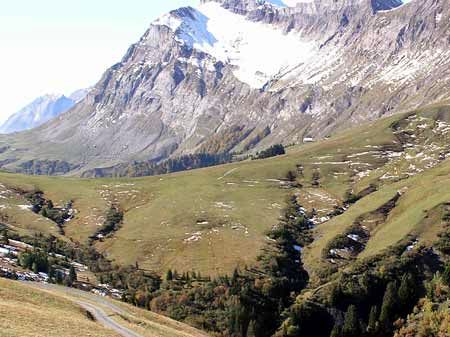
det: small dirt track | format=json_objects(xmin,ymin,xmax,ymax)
[{"xmin": 77, "ymin": 300, "xmax": 144, "ymax": 337}]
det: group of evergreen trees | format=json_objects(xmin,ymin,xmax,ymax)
[
  {"xmin": 90, "ymin": 206, "xmax": 124, "ymax": 240},
  {"xmin": 327, "ymin": 273, "xmax": 420, "ymax": 337},
  {"xmin": 280, "ymin": 238, "xmax": 427, "ymax": 337},
  {"xmin": 25, "ymin": 191, "xmax": 73, "ymax": 234},
  {"xmin": 18, "ymin": 249, "xmax": 77, "ymax": 286},
  {"xmin": 19, "ymin": 159, "xmax": 78, "ymax": 175},
  {"xmin": 254, "ymin": 144, "xmax": 286, "ymax": 160},
  {"xmin": 127, "ymin": 153, "xmax": 234, "ymax": 177},
  {"xmin": 83, "ymin": 153, "xmax": 234, "ymax": 178}
]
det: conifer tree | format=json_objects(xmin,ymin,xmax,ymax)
[
  {"xmin": 32, "ymin": 261, "xmax": 39, "ymax": 274},
  {"xmin": 379, "ymin": 282, "xmax": 398, "ymax": 332},
  {"xmin": 56, "ymin": 271, "xmax": 63, "ymax": 284},
  {"xmin": 398, "ymin": 273, "xmax": 417, "ymax": 315},
  {"xmin": 367, "ymin": 305, "xmax": 379, "ymax": 337},
  {"xmin": 342, "ymin": 305, "xmax": 361, "ymax": 337},
  {"xmin": 166, "ymin": 269, "xmax": 173, "ymax": 281},
  {"xmin": 442, "ymin": 264, "xmax": 450, "ymax": 286},
  {"xmin": 69, "ymin": 265, "xmax": 77, "ymax": 284},
  {"xmin": 330, "ymin": 324, "xmax": 342, "ymax": 337},
  {"xmin": 0, "ymin": 229, "xmax": 8, "ymax": 244}
]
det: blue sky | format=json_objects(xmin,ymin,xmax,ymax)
[{"xmin": 0, "ymin": 0, "xmax": 197, "ymax": 122}]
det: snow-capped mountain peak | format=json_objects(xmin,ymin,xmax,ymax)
[
  {"xmin": 154, "ymin": 1, "xmax": 318, "ymax": 88},
  {"xmin": 0, "ymin": 0, "xmax": 448, "ymax": 176}
]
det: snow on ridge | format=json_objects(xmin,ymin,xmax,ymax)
[
  {"xmin": 153, "ymin": 2, "xmax": 318, "ymax": 89},
  {"xmin": 377, "ymin": 0, "xmax": 415, "ymax": 13},
  {"xmin": 265, "ymin": 0, "xmax": 314, "ymax": 7},
  {"xmin": 154, "ymin": 11, "xmax": 183, "ymax": 32}
]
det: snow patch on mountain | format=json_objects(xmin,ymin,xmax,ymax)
[
  {"xmin": 265, "ymin": 0, "xmax": 314, "ymax": 7},
  {"xmin": 378, "ymin": 0, "xmax": 414, "ymax": 12},
  {"xmin": 155, "ymin": 2, "xmax": 318, "ymax": 88}
]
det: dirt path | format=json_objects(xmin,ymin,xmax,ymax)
[
  {"xmin": 217, "ymin": 168, "xmax": 237, "ymax": 180},
  {"xmin": 23, "ymin": 282, "xmax": 210, "ymax": 337},
  {"xmin": 24, "ymin": 282, "xmax": 143, "ymax": 337},
  {"xmin": 77, "ymin": 300, "xmax": 144, "ymax": 337}
]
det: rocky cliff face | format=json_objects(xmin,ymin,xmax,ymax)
[{"xmin": 1, "ymin": 0, "xmax": 449, "ymax": 175}]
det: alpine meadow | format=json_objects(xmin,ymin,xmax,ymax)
[{"xmin": 1, "ymin": 1, "xmax": 450, "ymax": 337}]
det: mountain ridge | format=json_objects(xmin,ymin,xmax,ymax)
[
  {"xmin": 0, "ymin": 0, "xmax": 448, "ymax": 176},
  {"xmin": 0, "ymin": 89, "xmax": 89, "ymax": 134}
]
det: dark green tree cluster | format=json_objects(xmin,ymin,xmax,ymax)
[
  {"xmin": 18, "ymin": 247, "xmax": 78, "ymax": 286},
  {"xmin": 344, "ymin": 191, "xmax": 361, "ymax": 205},
  {"xmin": 280, "ymin": 238, "xmax": 426, "ymax": 337},
  {"xmin": 98, "ymin": 265, "xmax": 161, "ymax": 307},
  {"xmin": 25, "ymin": 191, "xmax": 73, "ymax": 234},
  {"xmin": 84, "ymin": 153, "xmax": 234, "ymax": 178},
  {"xmin": 19, "ymin": 159, "xmax": 78, "ymax": 175},
  {"xmin": 312, "ymin": 170, "xmax": 320, "ymax": 188},
  {"xmin": 0, "ymin": 226, "xmax": 8, "ymax": 244},
  {"xmin": 254, "ymin": 144, "xmax": 286, "ymax": 160},
  {"xmin": 323, "ymin": 224, "xmax": 369, "ymax": 259},
  {"xmin": 19, "ymin": 250, "xmax": 49, "ymax": 273},
  {"xmin": 7, "ymin": 232, "xmax": 111, "ymax": 274},
  {"xmin": 91, "ymin": 206, "xmax": 124, "ymax": 240},
  {"xmin": 436, "ymin": 206, "xmax": 450, "ymax": 254}
]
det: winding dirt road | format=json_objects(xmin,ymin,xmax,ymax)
[
  {"xmin": 24, "ymin": 282, "xmax": 144, "ymax": 337},
  {"xmin": 76, "ymin": 300, "xmax": 144, "ymax": 337},
  {"xmin": 23, "ymin": 282, "xmax": 209, "ymax": 337}
]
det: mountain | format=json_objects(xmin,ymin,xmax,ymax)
[
  {"xmin": 0, "ymin": 89, "xmax": 88, "ymax": 134},
  {"xmin": 0, "ymin": 94, "xmax": 74, "ymax": 134},
  {"xmin": 0, "ymin": 0, "xmax": 449, "ymax": 175},
  {"xmin": 68, "ymin": 88, "xmax": 90, "ymax": 103}
]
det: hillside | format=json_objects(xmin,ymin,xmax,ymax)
[
  {"xmin": 3, "ymin": 103, "xmax": 450, "ymax": 336},
  {"xmin": 0, "ymin": 0, "xmax": 449, "ymax": 175},
  {"xmin": 1, "ymin": 102, "xmax": 450, "ymax": 278},
  {"xmin": 0, "ymin": 278, "xmax": 208, "ymax": 337},
  {"xmin": 0, "ymin": 278, "xmax": 122, "ymax": 337}
]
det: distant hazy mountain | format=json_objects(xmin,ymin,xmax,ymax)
[
  {"xmin": 0, "ymin": 89, "xmax": 88, "ymax": 134},
  {"xmin": 68, "ymin": 88, "xmax": 90, "ymax": 103}
]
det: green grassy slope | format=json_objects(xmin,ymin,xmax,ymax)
[{"xmin": 2, "ymin": 103, "xmax": 450, "ymax": 276}]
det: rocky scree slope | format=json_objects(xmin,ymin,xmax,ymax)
[{"xmin": 1, "ymin": 0, "xmax": 450, "ymax": 175}]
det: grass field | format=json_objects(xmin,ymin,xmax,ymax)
[
  {"xmin": 0, "ymin": 279, "xmax": 209, "ymax": 337},
  {"xmin": 2, "ymin": 104, "xmax": 450, "ymax": 277},
  {"xmin": 0, "ymin": 278, "xmax": 122, "ymax": 337}
]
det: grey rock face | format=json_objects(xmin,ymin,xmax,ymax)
[{"xmin": 1, "ymin": 0, "xmax": 450, "ymax": 175}]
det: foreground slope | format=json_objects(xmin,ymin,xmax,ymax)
[
  {"xmin": 0, "ymin": 278, "xmax": 122, "ymax": 337},
  {"xmin": 0, "ymin": 0, "xmax": 449, "ymax": 174},
  {"xmin": 0, "ymin": 279, "xmax": 208, "ymax": 337},
  {"xmin": 2, "ymin": 103, "xmax": 450, "ymax": 277}
]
